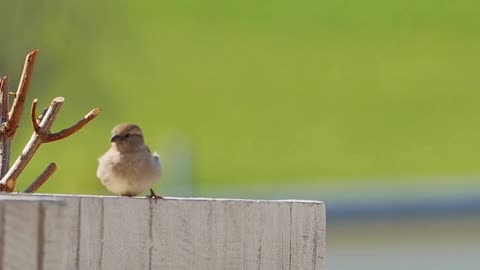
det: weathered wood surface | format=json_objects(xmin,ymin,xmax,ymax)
[{"xmin": 0, "ymin": 194, "xmax": 325, "ymax": 270}]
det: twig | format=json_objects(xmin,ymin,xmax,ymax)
[
  {"xmin": 44, "ymin": 107, "xmax": 100, "ymax": 143},
  {"xmin": 31, "ymin": 98, "xmax": 41, "ymax": 134},
  {"xmin": 0, "ymin": 77, "xmax": 11, "ymax": 177},
  {"xmin": 0, "ymin": 50, "xmax": 101, "ymax": 192},
  {"xmin": 1, "ymin": 50, "xmax": 39, "ymax": 138},
  {"xmin": 0, "ymin": 97, "xmax": 100, "ymax": 192},
  {"xmin": 23, "ymin": 162, "xmax": 56, "ymax": 193},
  {"xmin": 0, "ymin": 97, "xmax": 62, "ymax": 191},
  {"xmin": 31, "ymin": 99, "xmax": 100, "ymax": 143}
]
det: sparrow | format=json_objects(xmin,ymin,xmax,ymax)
[{"xmin": 96, "ymin": 123, "xmax": 161, "ymax": 199}]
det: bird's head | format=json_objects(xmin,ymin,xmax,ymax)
[{"xmin": 110, "ymin": 123, "xmax": 145, "ymax": 152}]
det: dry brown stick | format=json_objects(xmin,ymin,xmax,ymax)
[
  {"xmin": 1, "ymin": 50, "xmax": 39, "ymax": 138},
  {"xmin": 23, "ymin": 162, "xmax": 57, "ymax": 193},
  {"xmin": 0, "ymin": 77, "xmax": 11, "ymax": 177},
  {"xmin": 44, "ymin": 107, "xmax": 100, "ymax": 142},
  {"xmin": 31, "ymin": 99, "xmax": 100, "ymax": 143},
  {"xmin": 0, "ymin": 97, "xmax": 63, "ymax": 191},
  {"xmin": 0, "ymin": 96, "xmax": 100, "ymax": 192},
  {"xmin": 31, "ymin": 98, "xmax": 42, "ymax": 135}
]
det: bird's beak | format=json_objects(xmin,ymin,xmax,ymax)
[{"xmin": 110, "ymin": 135, "xmax": 121, "ymax": 143}]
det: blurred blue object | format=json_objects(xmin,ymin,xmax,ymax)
[{"xmin": 327, "ymin": 194, "xmax": 480, "ymax": 222}]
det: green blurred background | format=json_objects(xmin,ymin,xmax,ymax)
[
  {"xmin": 1, "ymin": 0, "xmax": 479, "ymax": 195},
  {"xmin": 2, "ymin": 1, "xmax": 480, "ymax": 270}
]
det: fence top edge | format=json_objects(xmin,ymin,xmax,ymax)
[{"xmin": 0, "ymin": 192, "xmax": 324, "ymax": 205}]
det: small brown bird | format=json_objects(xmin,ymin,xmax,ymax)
[{"xmin": 96, "ymin": 123, "xmax": 161, "ymax": 198}]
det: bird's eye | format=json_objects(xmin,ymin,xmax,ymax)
[{"xmin": 125, "ymin": 133, "xmax": 130, "ymax": 138}]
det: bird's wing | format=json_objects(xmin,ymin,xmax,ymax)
[
  {"xmin": 146, "ymin": 146, "xmax": 161, "ymax": 166},
  {"xmin": 153, "ymin": 152, "xmax": 160, "ymax": 166}
]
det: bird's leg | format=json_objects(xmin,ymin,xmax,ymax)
[{"xmin": 146, "ymin": 188, "xmax": 163, "ymax": 201}]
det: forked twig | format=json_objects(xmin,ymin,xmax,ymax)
[
  {"xmin": 43, "ymin": 107, "xmax": 101, "ymax": 143},
  {"xmin": 31, "ymin": 98, "xmax": 100, "ymax": 142},
  {"xmin": 0, "ymin": 97, "xmax": 62, "ymax": 191},
  {"xmin": 0, "ymin": 97, "xmax": 100, "ymax": 191},
  {"xmin": 0, "ymin": 49, "xmax": 100, "ymax": 192}
]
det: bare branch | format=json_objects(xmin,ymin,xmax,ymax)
[
  {"xmin": 0, "ymin": 97, "xmax": 64, "ymax": 192},
  {"xmin": 38, "ymin": 97, "xmax": 64, "ymax": 130},
  {"xmin": 23, "ymin": 162, "xmax": 57, "ymax": 193},
  {"xmin": 45, "ymin": 107, "xmax": 101, "ymax": 142},
  {"xmin": 0, "ymin": 96, "xmax": 100, "ymax": 192},
  {"xmin": 0, "ymin": 77, "xmax": 11, "ymax": 177},
  {"xmin": 2, "ymin": 49, "xmax": 39, "ymax": 138}
]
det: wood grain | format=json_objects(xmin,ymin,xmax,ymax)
[
  {"xmin": 2, "ymin": 200, "xmax": 40, "ymax": 269},
  {"xmin": 101, "ymin": 197, "xmax": 151, "ymax": 270},
  {"xmin": 0, "ymin": 195, "xmax": 326, "ymax": 270},
  {"xmin": 41, "ymin": 198, "xmax": 78, "ymax": 270},
  {"xmin": 290, "ymin": 202, "xmax": 326, "ymax": 270},
  {"xmin": 78, "ymin": 197, "xmax": 103, "ymax": 270}
]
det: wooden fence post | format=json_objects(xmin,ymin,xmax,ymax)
[{"xmin": 0, "ymin": 194, "xmax": 325, "ymax": 270}]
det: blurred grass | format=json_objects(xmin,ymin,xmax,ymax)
[{"xmin": 0, "ymin": 0, "xmax": 479, "ymax": 194}]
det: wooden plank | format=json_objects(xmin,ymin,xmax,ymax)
[
  {"xmin": 101, "ymin": 198, "xmax": 151, "ymax": 270},
  {"xmin": 151, "ymin": 200, "xmax": 294, "ymax": 270},
  {"xmin": 151, "ymin": 199, "xmax": 217, "ymax": 269},
  {"xmin": 41, "ymin": 199, "xmax": 78, "ymax": 270},
  {"xmin": 242, "ymin": 201, "xmax": 291, "ymax": 270},
  {"xmin": 1, "ymin": 200, "xmax": 40, "ymax": 270},
  {"xmin": 215, "ymin": 201, "xmax": 245, "ymax": 269},
  {"xmin": 0, "ymin": 195, "xmax": 326, "ymax": 270},
  {"xmin": 290, "ymin": 201, "xmax": 326, "ymax": 270},
  {"xmin": 0, "ymin": 198, "xmax": 73, "ymax": 270},
  {"xmin": 78, "ymin": 197, "xmax": 104, "ymax": 270}
]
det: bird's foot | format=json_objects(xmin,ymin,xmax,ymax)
[{"xmin": 146, "ymin": 188, "xmax": 163, "ymax": 202}]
